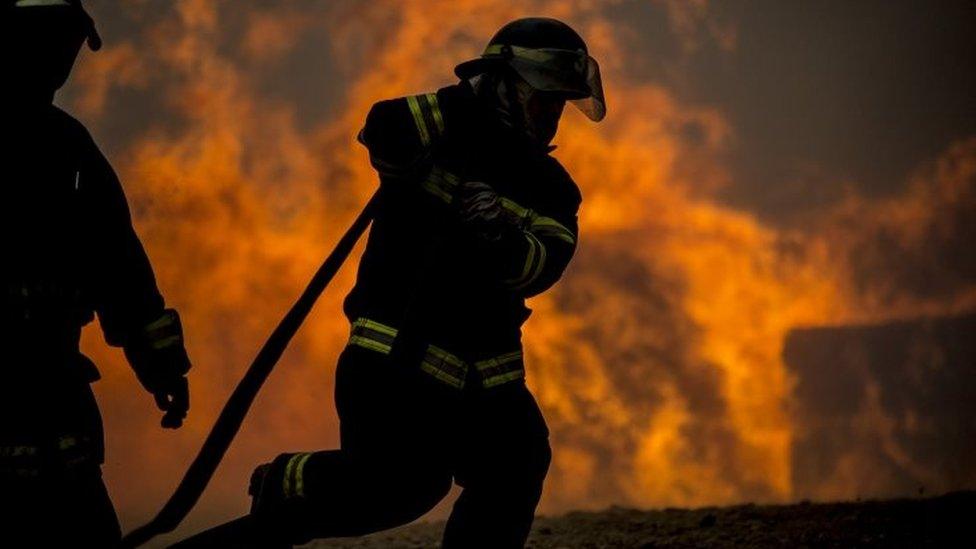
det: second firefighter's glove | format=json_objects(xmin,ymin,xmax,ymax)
[
  {"xmin": 123, "ymin": 308, "xmax": 191, "ymax": 429},
  {"xmin": 457, "ymin": 181, "xmax": 511, "ymax": 242}
]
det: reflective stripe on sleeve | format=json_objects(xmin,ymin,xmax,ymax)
[
  {"xmin": 142, "ymin": 310, "xmax": 184, "ymax": 350},
  {"xmin": 499, "ymin": 197, "xmax": 576, "ymax": 246},
  {"xmin": 427, "ymin": 93, "xmax": 446, "ymax": 134},
  {"xmin": 504, "ymin": 232, "xmax": 547, "ymax": 290},
  {"xmin": 406, "ymin": 95, "xmax": 431, "ymax": 147},
  {"xmin": 406, "ymin": 93, "xmax": 445, "ymax": 148},
  {"xmin": 531, "ymin": 216, "xmax": 577, "ymax": 245},
  {"xmin": 421, "ymin": 165, "xmax": 461, "ymax": 204}
]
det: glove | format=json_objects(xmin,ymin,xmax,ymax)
[
  {"xmin": 457, "ymin": 181, "xmax": 508, "ymax": 242},
  {"xmin": 123, "ymin": 309, "xmax": 191, "ymax": 429}
]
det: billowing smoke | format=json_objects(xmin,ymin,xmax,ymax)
[{"xmin": 56, "ymin": 0, "xmax": 974, "ymax": 542}]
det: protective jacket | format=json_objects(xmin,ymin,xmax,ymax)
[
  {"xmin": 345, "ymin": 81, "xmax": 580, "ymax": 390},
  {"xmin": 1, "ymin": 102, "xmax": 166, "ymax": 467}
]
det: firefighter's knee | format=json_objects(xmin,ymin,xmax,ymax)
[
  {"xmin": 396, "ymin": 467, "xmax": 454, "ymax": 522},
  {"xmin": 519, "ymin": 434, "xmax": 552, "ymax": 492},
  {"xmin": 377, "ymin": 459, "xmax": 452, "ymax": 519}
]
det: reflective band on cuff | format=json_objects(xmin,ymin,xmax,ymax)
[
  {"xmin": 504, "ymin": 232, "xmax": 546, "ymax": 290},
  {"xmin": 505, "ymin": 232, "xmax": 537, "ymax": 286},
  {"xmin": 532, "ymin": 217, "xmax": 577, "ymax": 245},
  {"xmin": 422, "ymin": 165, "xmax": 461, "ymax": 204},
  {"xmin": 499, "ymin": 197, "xmax": 577, "ymax": 246},
  {"xmin": 150, "ymin": 335, "xmax": 182, "ymax": 350},
  {"xmin": 517, "ymin": 232, "xmax": 547, "ymax": 290},
  {"xmin": 282, "ymin": 452, "xmax": 313, "ymax": 499},
  {"xmin": 143, "ymin": 311, "xmax": 176, "ymax": 332},
  {"xmin": 419, "ymin": 169, "xmax": 577, "ymax": 250},
  {"xmin": 142, "ymin": 310, "xmax": 184, "ymax": 350}
]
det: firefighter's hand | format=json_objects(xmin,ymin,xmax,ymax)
[
  {"xmin": 457, "ymin": 181, "xmax": 507, "ymax": 241},
  {"xmin": 124, "ymin": 309, "xmax": 192, "ymax": 429}
]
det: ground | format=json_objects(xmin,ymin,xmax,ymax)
[{"xmin": 306, "ymin": 491, "xmax": 974, "ymax": 548}]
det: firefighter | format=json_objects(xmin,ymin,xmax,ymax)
[
  {"xmin": 0, "ymin": 1, "xmax": 191, "ymax": 545},
  {"xmin": 247, "ymin": 17, "xmax": 605, "ymax": 548}
]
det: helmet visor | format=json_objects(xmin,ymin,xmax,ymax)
[{"xmin": 485, "ymin": 45, "xmax": 606, "ymax": 121}]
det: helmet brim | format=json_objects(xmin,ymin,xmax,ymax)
[
  {"xmin": 454, "ymin": 57, "xmax": 504, "ymax": 80},
  {"xmin": 457, "ymin": 48, "xmax": 606, "ymax": 122}
]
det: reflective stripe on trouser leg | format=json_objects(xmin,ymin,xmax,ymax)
[{"xmin": 282, "ymin": 452, "xmax": 313, "ymax": 499}]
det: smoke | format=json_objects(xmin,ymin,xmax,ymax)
[{"xmin": 58, "ymin": 0, "xmax": 974, "ymax": 541}]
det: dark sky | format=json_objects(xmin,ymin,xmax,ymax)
[{"xmin": 609, "ymin": 0, "xmax": 976, "ymax": 221}]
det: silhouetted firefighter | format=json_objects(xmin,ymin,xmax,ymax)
[
  {"xmin": 0, "ymin": 1, "xmax": 191, "ymax": 546},
  {"xmin": 177, "ymin": 17, "xmax": 606, "ymax": 549}
]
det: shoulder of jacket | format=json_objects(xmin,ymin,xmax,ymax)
[
  {"xmin": 366, "ymin": 90, "xmax": 447, "ymax": 147},
  {"xmin": 48, "ymin": 106, "xmax": 95, "ymax": 144}
]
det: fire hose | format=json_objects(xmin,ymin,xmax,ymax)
[{"xmin": 121, "ymin": 191, "xmax": 380, "ymax": 548}]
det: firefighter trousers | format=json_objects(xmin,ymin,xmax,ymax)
[
  {"xmin": 0, "ymin": 380, "xmax": 121, "ymax": 547},
  {"xmin": 269, "ymin": 344, "xmax": 552, "ymax": 548}
]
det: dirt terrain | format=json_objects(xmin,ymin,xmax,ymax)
[{"xmin": 306, "ymin": 491, "xmax": 974, "ymax": 548}]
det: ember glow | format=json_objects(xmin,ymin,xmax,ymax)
[{"xmin": 61, "ymin": 0, "xmax": 975, "ymax": 543}]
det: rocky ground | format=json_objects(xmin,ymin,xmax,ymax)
[{"xmin": 306, "ymin": 491, "xmax": 974, "ymax": 548}]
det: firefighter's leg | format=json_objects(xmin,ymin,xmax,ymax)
[
  {"xmin": 1, "ymin": 379, "xmax": 121, "ymax": 546},
  {"xmin": 255, "ymin": 345, "xmax": 454, "ymax": 544},
  {"xmin": 1, "ymin": 466, "xmax": 122, "ymax": 546},
  {"xmin": 442, "ymin": 382, "xmax": 552, "ymax": 549}
]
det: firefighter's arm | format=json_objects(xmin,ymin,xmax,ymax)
[
  {"xmin": 458, "ymin": 182, "xmax": 580, "ymax": 298},
  {"xmin": 82, "ymin": 135, "xmax": 191, "ymax": 428},
  {"xmin": 358, "ymin": 93, "xmax": 445, "ymax": 181}
]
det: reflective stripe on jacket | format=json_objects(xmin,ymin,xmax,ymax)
[
  {"xmin": 347, "ymin": 82, "xmax": 581, "ymax": 383},
  {"xmin": 348, "ymin": 317, "xmax": 525, "ymax": 390}
]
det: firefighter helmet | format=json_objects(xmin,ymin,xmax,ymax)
[
  {"xmin": 455, "ymin": 17, "xmax": 606, "ymax": 122},
  {"xmin": 3, "ymin": 0, "xmax": 101, "ymax": 51}
]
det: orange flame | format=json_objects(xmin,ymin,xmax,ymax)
[{"xmin": 62, "ymin": 0, "xmax": 974, "ymax": 540}]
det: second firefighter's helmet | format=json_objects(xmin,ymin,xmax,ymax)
[{"xmin": 455, "ymin": 17, "xmax": 606, "ymax": 122}]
